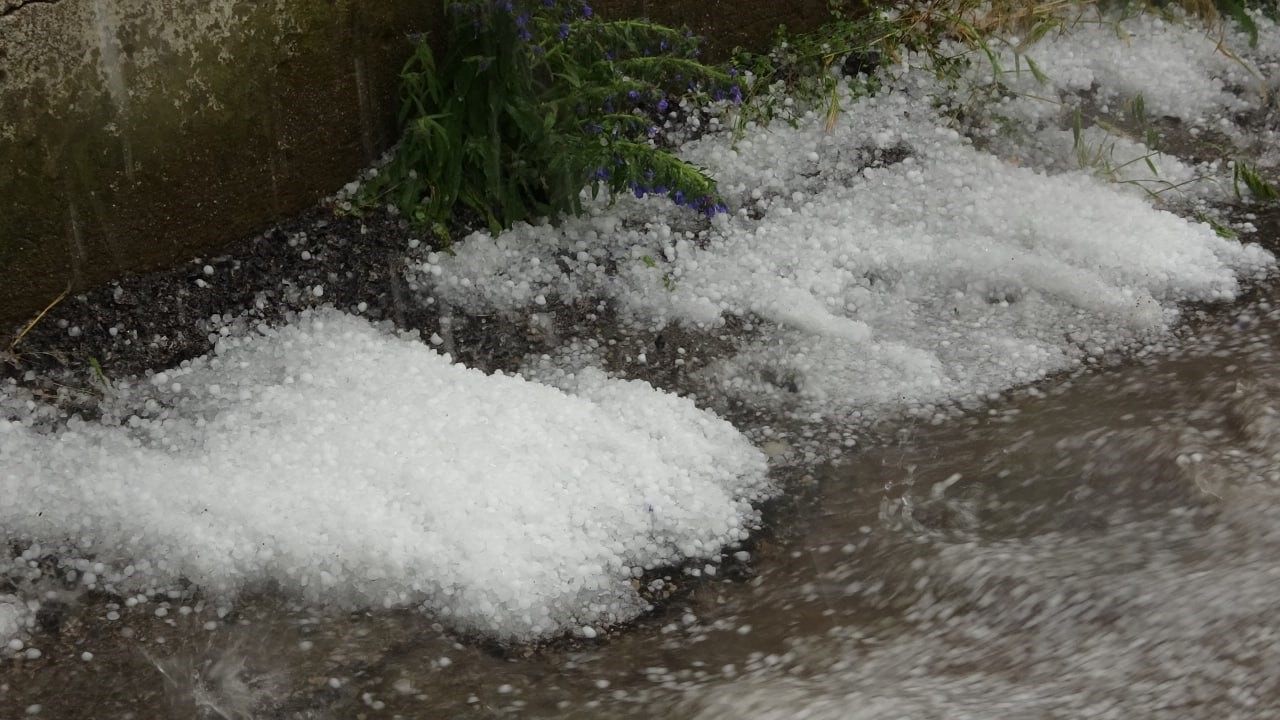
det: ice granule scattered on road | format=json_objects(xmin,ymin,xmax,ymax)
[
  {"xmin": 422, "ymin": 79, "xmax": 1273, "ymax": 421},
  {"xmin": 0, "ymin": 309, "xmax": 769, "ymax": 642},
  {"xmin": 0, "ymin": 597, "xmax": 28, "ymax": 644}
]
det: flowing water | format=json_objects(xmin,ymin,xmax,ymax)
[{"xmin": 5, "ymin": 267, "xmax": 1280, "ymax": 719}]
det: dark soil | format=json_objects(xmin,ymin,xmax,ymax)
[{"xmin": 4, "ymin": 208, "xmax": 442, "ymax": 398}]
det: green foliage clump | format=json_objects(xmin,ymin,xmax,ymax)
[
  {"xmin": 1233, "ymin": 161, "xmax": 1280, "ymax": 201},
  {"xmin": 1143, "ymin": 0, "xmax": 1279, "ymax": 47},
  {"xmin": 361, "ymin": 0, "xmax": 740, "ymax": 238},
  {"xmin": 727, "ymin": 3, "xmax": 892, "ymax": 136},
  {"xmin": 725, "ymin": 1, "xmax": 1081, "ymax": 136}
]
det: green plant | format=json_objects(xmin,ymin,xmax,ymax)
[
  {"xmin": 1233, "ymin": 160, "xmax": 1280, "ymax": 201},
  {"xmin": 727, "ymin": 1, "xmax": 922, "ymax": 140},
  {"xmin": 87, "ymin": 356, "xmax": 113, "ymax": 393},
  {"xmin": 1195, "ymin": 210, "xmax": 1240, "ymax": 238},
  {"xmin": 641, "ymin": 254, "xmax": 676, "ymax": 290},
  {"xmin": 360, "ymin": 0, "xmax": 737, "ymax": 238},
  {"xmin": 1070, "ymin": 105, "xmax": 1214, "ymax": 199},
  {"xmin": 1143, "ymin": 0, "xmax": 1280, "ymax": 47}
]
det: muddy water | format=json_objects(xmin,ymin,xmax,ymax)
[{"xmin": 5, "ymin": 291, "xmax": 1280, "ymax": 718}]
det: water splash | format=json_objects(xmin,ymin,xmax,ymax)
[
  {"xmin": 90, "ymin": 0, "xmax": 133, "ymax": 180},
  {"xmin": 352, "ymin": 56, "xmax": 376, "ymax": 161},
  {"xmin": 65, "ymin": 200, "xmax": 85, "ymax": 286}
]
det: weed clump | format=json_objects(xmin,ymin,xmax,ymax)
[{"xmin": 360, "ymin": 0, "xmax": 742, "ymax": 241}]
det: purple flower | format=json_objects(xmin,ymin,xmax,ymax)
[
  {"xmin": 730, "ymin": 85, "xmax": 743, "ymax": 103},
  {"xmin": 593, "ymin": 167, "xmax": 609, "ymax": 179},
  {"xmin": 628, "ymin": 89, "xmax": 640, "ymax": 101},
  {"xmin": 544, "ymin": 0, "xmax": 555, "ymax": 5},
  {"xmin": 672, "ymin": 190, "xmax": 685, "ymax": 205},
  {"xmin": 647, "ymin": 125, "xmax": 658, "ymax": 137},
  {"xmin": 516, "ymin": 12, "xmax": 528, "ymax": 27},
  {"xmin": 558, "ymin": 23, "xmax": 570, "ymax": 39},
  {"xmin": 657, "ymin": 97, "xmax": 669, "ymax": 113},
  {"xmin": 582, "ymin": 4, "xmax": 593, "ymax": 17}
]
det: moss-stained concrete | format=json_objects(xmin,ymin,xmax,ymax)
[
  {"xmin": 0, "ymin": 0, "xmax": 438, "ymax": 330},
  {"xmin": 0, "ymin": 0, "xmax": 828, "ymax": 332}
]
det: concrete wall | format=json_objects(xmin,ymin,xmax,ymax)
[{"xmin": 0, "ymin": 0, "xmax": 829, "ymax": 331}]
